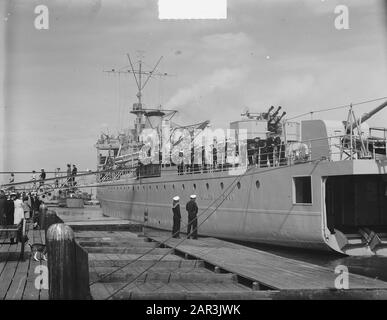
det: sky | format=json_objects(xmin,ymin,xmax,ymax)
[{"xmin": 1, "ymin": 0, "xmax": 387, "ymax": 183}]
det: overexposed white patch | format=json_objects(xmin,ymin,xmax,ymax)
[{"xmin": 158, "ymin": 0, "xmax": 227, "ymax": 20}]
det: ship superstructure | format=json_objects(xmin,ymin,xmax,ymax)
[{"xmin": 96, "ymin": 55, "xmax": 387, "ymax": 256}]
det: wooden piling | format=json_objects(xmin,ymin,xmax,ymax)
[
  {"xmin": 39, "ymin": 203, "xmax": 48, "ymax": 229},
  {"xmin": 46, "ymin": 223, "xmax": 91, "ymax": 300},
  {"xmin": 44, "ymin": 210, "xmax": 62, "ymax": 233}
]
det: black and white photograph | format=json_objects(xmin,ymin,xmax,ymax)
[{"xmin": 1, "ymin": 0, "xmax": 387, "ymax": 310}]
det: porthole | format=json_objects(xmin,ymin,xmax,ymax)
[
  {"xmin": 172, "ymin": 184, "xmax": 175, "ymax": 189},
  {"xmin": 237, "ymin": 182, "xmax": 241, "ymax": 189},
  {"xmin": 220, "ymin": 182, "xmax": 224, "ymax": 189},
  {"xmin": 164, "ymin": 185, "xmax": 166, "ymax": 189},
  {"xmin": 206, "ymin": 183, "xmax": 209, "ymax": 190},
  {"xmin": 256, "ymin": 180, "xmax": 260, "ymax": 189},
  {"xmin": 193, "ymin": 183, "xmax": 196, "ymax": 190},
  {"xmin": 182, "ymin": 184, "xmax": 185, "ymax": 190}
]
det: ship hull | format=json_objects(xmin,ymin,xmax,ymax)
[{"xmin": 97, "ymin": 160, "xmax": 387, "ymax": 255}]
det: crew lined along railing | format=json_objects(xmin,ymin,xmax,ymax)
[{"xmin": 2, "ymin": 134, "xmax": 386, "ymax": 190}]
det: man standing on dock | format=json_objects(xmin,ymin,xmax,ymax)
[
  {"xmin": 39, "ymin": 168, "xmax": 46, "ymax": 186},
  {"xmin": 0, "ymin": 190, "xmax": 6, "ymax": 225},
  {"xmin": 31, "ymin": 170, "xmax": 37, "ymax": 189},
  {"xmin": 72, "ymin": 164, "xmax": 78, "ymax": 187},
  {"xmin": 172, "ymin": 196, "xmax": 181, "ymax": 238},
  {"xmin": 67, "ymin": 164, "xmax": 72, "ymax": 186},
  {"xmin": 186, "ymin": 195, "xmax": 198, "ymax": 240}
]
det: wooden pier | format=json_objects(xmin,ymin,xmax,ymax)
[
  {"xmin": 75, "ymin": 230, "xmax": 255, "ymax": 300},
  {"xmin": 145, "ymin": 231, "xmax": 387, "ymax": 291},
  {"xmin": 2, "ymin": 206, "xmax": 387, "ymax": 300},
  {"xmin": 0, "ymin": 225, "xmax": 48, "ymax": 300}
]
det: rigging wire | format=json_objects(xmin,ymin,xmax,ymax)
[{"xmin": 286, "ymin": 96, "xmax": 387, "ymax": 121}]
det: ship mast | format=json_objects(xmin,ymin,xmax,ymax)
[{"xmin": 104, "ymin": 53, "xmax": 170, "ymax": 142}]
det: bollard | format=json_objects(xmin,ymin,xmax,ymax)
[
  {"xmin": 44, "ymin": 210, "xmax": 60, "ymax": 233},
  {"xmin": 47, "ymin": 223, "xmax": 77, "ymax": 300},
  {"xmin": 39, "ymin": 203, "xmax": 48, "ymax": 230}
]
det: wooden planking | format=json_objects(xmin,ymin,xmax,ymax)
[
  {"xmin": 83, "ymin": 247, "xmax": 171, "ymax": 255},
  {"xmin": 0, "ymin": 242, "xmax": 21, "ymax": 299},
  {"xmin": 1, "ymin": 227, "xmax": 47, "ymax": 301},
  {"xmin": 38, "ymin": 258, "xmax": 49, "ymax": 300},
  {"xmin": 0, "ymin": 241, "xmax": 11, "ymax": 277},
  {"xmin": 147, "ymin": 234, "xmax": 387, "ymax": 290},
  {"xmin": 4, "ymin": 241, "xmax": 31, "ymax": 300},
  {"xmin": 22, "ymin": 231, "xmax": 43, "ymax": 300},
  {"xmin": 91, "ymin": 282, "xmax": 114, "ymax": 300}
]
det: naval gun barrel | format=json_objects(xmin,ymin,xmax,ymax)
[
  {"xmin": 267, "ymin": 106, "xmax": 275, "ymax": 115},
  {"xmin": 359, "ymin": 100, "xmax": 387, "ymax": 124},
  {"xmin": 273, "ymin": 111, "xmax": 287, "ymax": 126},
  {"xmin": 348, "ymin": 100, "xmax": 387, "ymax": 132},
  {"xmin": 270, "ymin": 106, "xmax": 282, "ymax": 121}
]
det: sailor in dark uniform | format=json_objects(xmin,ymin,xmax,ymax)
[
  {"xmin": 186, "ymin": 195, "xmax": 198, "ymax": 239},
  {"xmin": 248, "ymin": 140, "xmax": 255, "ymax": 166},
  {"xmin": 253, "ymin": 138, "xmax": 260, "ymax": 166},
  {"xmin": 266, "ymin": 134, "xmax": 275, "ymax": 167},
  {"xmin": 274, "ymin": 135, "xmax": 282, "ymax": 166},
  {"xmin": 212, "ymin": 145, "xmax": 218, "ymax": 169},
  {"xmin": 172, "ymin": 196, "xmax": 181, "ymax": 238},
  {"xmin": 5, "ymin": 192, "xmax": 16, "ymax": 243},
  {"xmin": 178, "ymin": 150, "xmax": 184, "ymax": 175},
  {"xmin": 0, "ymin": 189, "xmax": 6, "ymax": 226},
  {"xmin": 258, "ymin": 138, "xmax": 267, "ymax": 167}
]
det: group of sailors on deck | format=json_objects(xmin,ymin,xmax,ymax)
[
  {"xmin": 174, "ymin": 133, "xmax": 287, "ymax": 175},
  {"xmin": 247, "ymin": 133, "xmax": 287, "ymax": 167}
]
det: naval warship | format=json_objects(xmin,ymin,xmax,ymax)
[{"xmin": 96, "ymin": 55, "xmax": 387, "ymax": 256}]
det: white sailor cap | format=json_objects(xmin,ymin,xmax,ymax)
[
  {"xmin": 173, "ymin": 196, "xmax": 180, "ymax": 201},
  {"xmin": 190, "ymin": 194, "xmax": 196, "ymax": 199}
]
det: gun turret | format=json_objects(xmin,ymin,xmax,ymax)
[
  {"xmin": 273, "ymin": 111, "xmax": 287, "ymax": 126},
  {"xmin": 270, "ymin": 106, "xmax": 282, "ymax": 121}
]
